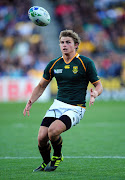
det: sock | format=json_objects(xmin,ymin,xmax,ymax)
[
  {"xmin": 51, "ymin": 136, "xmax": 63, "ymax": 157},
  {"xmin": 38, "ymin": 143, "xmax": 51, "ymax": 165}
]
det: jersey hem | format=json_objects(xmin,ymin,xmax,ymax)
[{"xmin": 57, "ymin": 98, "xmax": 86, "ymax": 108}]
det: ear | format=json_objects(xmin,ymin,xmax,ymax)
[{"xmin": 75, "ymin": 43, "xmax": 79, "ymax": 49}]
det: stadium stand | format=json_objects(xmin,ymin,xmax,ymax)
[
  {"xmin": 0, "ymin": 0, "xmax": 52, "ymax": 78},
  {"xmin": 51, "ymin": 0, "xmax": 125, "ymax": 86},
  {"xmin": 0, "ymin": 0, "xmax": 125, "ymax": 87}
]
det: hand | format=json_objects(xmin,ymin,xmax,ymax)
[
  {"xmin": 89, "ymin": 88, "xmax": 98, "ymax": 107},
  {"xmin": 23, "ymin": 100, "xmax": 32, "ymax": 116}
]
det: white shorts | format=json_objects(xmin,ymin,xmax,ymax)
[{"xmin": 44, "ymin": 99, "xmax": 86, "ymax": 127}]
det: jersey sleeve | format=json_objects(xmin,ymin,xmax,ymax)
[
  {"xmin": 86, "ymin": 59, "xmax": 100, "ymax": 84},
  {"xmin": 43, "ymin": 61, "xmax": 54, "ymax": 81}
]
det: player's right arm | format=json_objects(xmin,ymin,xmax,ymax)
[
  {"xmin": 23, "ymin": 59, "xmax": 56, "ymax": 117},
  {"xmin": 23, "ymin": 78, "xmax": 50, "ymax": 116}
]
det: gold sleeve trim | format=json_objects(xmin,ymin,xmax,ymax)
[
  {"xmin": 78, "ymin": 57, "xmax": 86, "ymax": 72},
  {"xmin": 43, "ymin": 77, "xmax": 50, "ymax": 81},
  {"xmin": 92, "ymin": 79, "xmax": 100, "ymax": 84}
]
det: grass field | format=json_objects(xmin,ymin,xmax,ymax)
[{"xmin": 0, "ymin": 100, "xmax": 125, "ymax": 180}]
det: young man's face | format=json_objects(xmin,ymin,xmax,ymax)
[{"xmin": 59, "ymin": 36, "xmax": 78, "ymax": 55}]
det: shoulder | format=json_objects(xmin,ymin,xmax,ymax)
[
  {"xmin": 77, "ymin": 54, "xmax": 94, "ymax": 71},
  {"xmin": 45, "ymin": 56, "xmax": 62, "ymax": 69},
  {"xmin": 78, "ymin": 55, "xmax": 96, "ymax": 67},
  {"xmin": 78, "ymin": 55, "xmax": 93, "ymax": 64},
  {"xmin": 51, "ymin": 56, "xmax": 62, "ymax": 63}
]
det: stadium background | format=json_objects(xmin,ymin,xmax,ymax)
[
  {"xmin": 0, "ymin": 1, "xmax": 125, "ymax": 179},
  {"xmin": 0, "ymin": 0, "xmax": 125, "ymax": 102}
]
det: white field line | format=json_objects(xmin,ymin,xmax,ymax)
[{"xmin": 0, "ymin": 156, "xmax": 125, "ymax": 160}]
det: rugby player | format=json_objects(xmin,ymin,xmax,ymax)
[{"xmin": 23, "ymin": 29, "xmax": 103, "ymax": 172}]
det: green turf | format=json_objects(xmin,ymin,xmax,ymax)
[{"xmin": 0, "ymin": 100, "xmax": 125, "ymax": 180}]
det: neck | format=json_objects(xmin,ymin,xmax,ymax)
[{"xmin": 63, "ymin": 52, "xmax": 77, "ymax": 63}]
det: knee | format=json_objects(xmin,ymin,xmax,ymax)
[
  {"xmin": 38, "ymin": 133, "xmax": 48, "ymax": 147},
  {"xmin": 48, "ymin": 127, "xmax": 60, "ymax": 140},
  {"xmin": 37, "ymin": 126, "xmax": 48, "ymax": 146}
]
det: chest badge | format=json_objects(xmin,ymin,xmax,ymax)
[{"xmin": 72, "ymin": 66, "xmax": 78, "ymax": 74}]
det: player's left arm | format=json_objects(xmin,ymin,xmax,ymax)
[{"xmin": 89, "ymin": 80, "xmax": 103, "ymax": 106}]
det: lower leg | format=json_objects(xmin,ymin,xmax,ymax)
[
  {"xmin": 37, "ymin": 126, "xmax": 51, "ymax": 165},
  {"xmin": 51, "ymin": 136, "xmax": 63, "ymax": 157},
  {"xmin": 48, "ymin": 120, "xmax": 66, "ymax": 157},
  {"xmin": 44, "ymin": 120, "xmax": 66, "ymax": 171},
  {"xmin": 38, "ymin": 142, "xmax": 51, "ymax": 164}
]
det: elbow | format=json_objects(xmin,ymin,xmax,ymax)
[{"xmin": 38, "ymin": 83, "xmax": 46, "ymax": 90}]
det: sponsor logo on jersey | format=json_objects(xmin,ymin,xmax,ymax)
[
  {"xmin": 54, "ymin": 69, "xmax": 63, "ymax": 74},
  {"xmin": 64, "ymin": 65, "xmax": 70, "ymax": 69},
  {"xmin": 72, "ymin": 66, "xmax": 78, "ymax": 74}
]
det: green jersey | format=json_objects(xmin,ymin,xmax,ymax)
[{"xmin": 43, "ymin": 53, "xmax": 100, "ymax": 107}]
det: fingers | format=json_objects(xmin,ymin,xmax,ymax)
[
  {"xmin": 23, "ymin": 100, "xmax": 32, "ymax": 117},
  {"xmin": 23, "ymin": 107, "xmax": 30, "ymax": 116},
  {"xmin": 89, "ymin": 101, "xmax": 92, "ymax": 107},
  {"xmin": 23, "ymin": 109, "xmax": 26, "ymax": 116},
  {"xmin": 89, "ymin": 96, "xmax": 95, "ymax": 107},
  {"xmin": 89, "ymin": 89, "xmax": 98, "ymax": 107},
  {"xmin": 23, "ymin": 109, "xmax": 30, "ymax": 116},
  {"xmin": 23, "ymin": 108, "xmax": 28, "ymax": 116},
  {"xmin": 89, "ymin": 101, "xmax": 94, "ymax": 107}
]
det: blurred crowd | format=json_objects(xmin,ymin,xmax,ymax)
[
  {"xmin": 52, "ymin": 0, "xmax": 125, "ymax": 84},
  {"xmin": 0, "ymin": 0, "xmax": 125, "ymax": 85},
  {"xmin": 53, "ymin": 0, "xmax": 125, "ymax": 51},
  {"xmin": 0, "ymin": 0, "xmax": 51, "ymax": 78}
]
